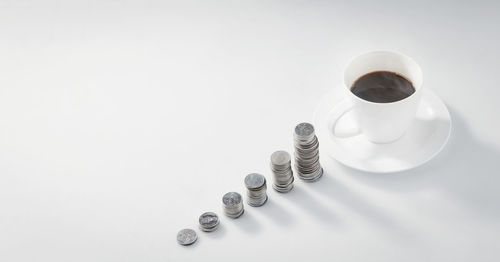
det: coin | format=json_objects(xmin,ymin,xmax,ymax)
[
  {"xmin": 223, "ymin": 192, "xmax": 242, "ymax": 206},
  {"xmin": 244, "ymin": 173, "xmax": 266, "ymax": 190},
  {"xmin": 199, "ymin": 212, "xmax": 220, "ymax": 232},
  {"xmin": 294, "ymin": 122, "xmax": 323, "ymax": 182},
  {"xmin": 244, "ymin": 173, "xmax": 268, "ymax": 207},
  {"xmin": 223, "ymin": 192, "xmax": 245, "ymax": 218},
  {"xmin": 271, "ymin": 150, "xmax": 291, "ymax": 166},
  {"xmin": 294, "ymin": 122, "xmax": 315, "ymax": 140},
  {"xmin": 177, "ymin": 228, "xmax": 197, "ymax": 246},
  {"xmin": 270, "ymin": 150, "xmax": 294, "ymax": 193}
]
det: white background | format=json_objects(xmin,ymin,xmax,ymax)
[{"xmin": 1, "ymin": 0, "xmax": 500, "ymax": 261}]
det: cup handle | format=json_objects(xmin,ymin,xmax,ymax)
[{"xmin": 331, "ymin": 99, "xmax": 362, "ymax": 138}]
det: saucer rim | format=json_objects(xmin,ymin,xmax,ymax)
[{"xmin": 313, "ymin": 88, "xmax": 452, "ymax": 173}]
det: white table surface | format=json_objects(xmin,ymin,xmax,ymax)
[{"xmin": 1, "ymin": 1, "xmax": 500, "ymax": 261}]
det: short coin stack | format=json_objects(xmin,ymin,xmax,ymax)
[
  {"xmin": 198, "ymin": 212, "xmax": 220, "ymax": 232},
  {"xmin": 222, "ymin": 192, "xmax": 244, "ymax": 218},
  {"xmin": 244, "ymin": 173, "xmax": 268, "ymax": 207},
  {"xmin": 270, "ymin": 150, "xmax": 294, "ymax": 193},
  {"xmin": 293, "ymin": 122, "xmax": 323, "ymax": 182}
]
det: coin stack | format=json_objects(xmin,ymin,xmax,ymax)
[
  {"xmin": 198, "ymin": 212, "xmax": 220, "ymax": 232},
  {"xmin": 293, "ymin": 122, "xmax": 323, "ymax": 182},
  {"xmin": 244, "ymin": 173, "xmax": 268, "ymax": 207},
  {"xmin": 270, "ymin": 150, "xmax": 294, "ymax": 193},
  {"xmin": 222, "ymin": 192, "xmax": 244, "ymax": 218}
]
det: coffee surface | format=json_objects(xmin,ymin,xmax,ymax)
[{"xmin": 350, "ymin": 71, "xmax": 415, "ymax": 103}]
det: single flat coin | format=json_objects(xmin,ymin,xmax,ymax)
[
  {"xmin": 223, "ymin": 192, "xmax": 242, "ymax": 206},
  {"xmin": 177, "ymin": 228, "xmax": 197, "ymax": 246},
  {"xmin": 199, "ymin": 212, "xmax": 219, "ymax": 229},
  {"xmin": 244, "ymin": 173, "xmax": 266, "ymax": 189}
]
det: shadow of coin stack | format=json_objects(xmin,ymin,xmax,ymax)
[
  {"xmin": 244, "ymin": 173, "xmax": 268, "ymax": 207},
  {"xmin": 270, "ymin": 150, "xmax": 294, "ymax": 193},
  {"xmin": 293, "ymin": 122, "xmax": 323, "ymax": 182}
]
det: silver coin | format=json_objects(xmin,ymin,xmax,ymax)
[
  {"xmin": 295, "ymin": 160, "xmax": 321, "ymax": 170},
  {"xmin": 270, "ymin": 150, "xmax": 294, "ymax": 193},
  {"xmin": 274, "ymin": 178, "xmax": 294, "ymax": 186},
  {"xmin": 271, "ymin": 151, "xmax": 291, "ymax": 166},
  {"xmin": 244, "ymin": 173, "xmax": 268, "ymax": 207},
  {"xmin": 295, "ymin": 133, "xmax": 318, "ymax": 143},
  {"xmin": 295, "ymin": 141, "xmax": 319, "ymax": 152},
  {"xmin": 294, "ymin": 123, "xmax": 315, "ymax": 138},
  {"xmin": 293, "ymin": 122, "xmax": 322, "ymax": 183},
  {"xmin": 296, "ymin": 154, "xmax": 320, "ymax": 163},
  {"xmin": 244, "ymin": 173, "xmax": 266, "ymax": 190},
  {"xmin": 274, "ymin": 172, "xmax": 293, "ymax": 179},
  {"xmin": 275, "ymin": 174, "xmax": 293, "ymax": 183},
  {"xmin": 297, "ymin": 167, "xmax": 323, "ymax": 182},
  {"xmin": 273, "ymin": 172, "xmax": 293, "ymax": 180},
  {"xmin": 274, "ymin": 163, "xmax": 292, "ymax": 169},
  {"xmin": 177, "ymin": 228, "xmax": 197, "ymax": 246},
  {"xmin": 222, "ymin": 192, "xmax": 242, "ymax": 206},
  {"xmin": 199, "ymin": 212, "xmax": 219, "ymax": 231},
  {"xmin": 247, "ymin": 191, "xmax": 266, "ymax": 198},
  {"xmin": 222, "ymin": 192, "xmax": 245, "ymax": 219},
  {"xmin": 273, "ymin": 182, "xmax": 294, "ymax": 193},
  {"xmin": 199, "ymin": 224, "xmax": 219, "ymax": 232},
  {"xmin": 295, "ymin": 144, "xmax": 319, "ymax": 154},
  {"xmin": 224, "ymin": 207, "xmax": 244, "ymax": 218},
  {"xmin": 272, "ymin": 165, "xmax": 292, "ymax": 172},
  {"xmin": 247, "ymin": 194, "xmax": 268, "ymax": 207}
]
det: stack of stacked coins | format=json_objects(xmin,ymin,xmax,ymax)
[
  {"xmin": 293, "ymin": 122, "xmax": 323, "ymax": 182},
  {"xmin": 198, "ymin": 212, "xmax": 219, "ymax": 232},
  {"xmin": 244, "ymin": 173, "xmax": 268, "ymax": 207},
  {"xmin": 222, "ymin": 192, "xmax": 244, "ymax": 218},
  {"xmin": 270, "ymin": 150, "xmax": 294, "ymax": 193}
]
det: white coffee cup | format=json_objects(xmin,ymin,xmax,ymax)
[{"xmin": 333, "ymin": 51, "xmax": 423, "ymax": 144}]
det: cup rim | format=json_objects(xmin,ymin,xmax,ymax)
[{"xmin": 343, "ymin": 50, "xmax": 423, "ymax": 106}]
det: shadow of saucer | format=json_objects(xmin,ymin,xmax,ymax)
[{"xmin": 336, "ymin": 107, "xmax": 500, "ymax": 222}]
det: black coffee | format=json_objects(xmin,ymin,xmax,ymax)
[{"xmin": 350, "ymin": 71, "xmax": 415, "ymax": 103}]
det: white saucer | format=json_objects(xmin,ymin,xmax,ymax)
[{"xmin": 313, "ymin": 87, "xmax": 452, "ymax": 173}]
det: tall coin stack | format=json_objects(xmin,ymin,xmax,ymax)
[
  {"xmin": 293, "ymin": 122, "xmax": 323, "ymax": 182},
  {"xmin": 270, "ymin": 150, "xmax": 294, "ymax": 193},
  {"xmin": 244, "ymin": 173, "xmax": 268, "ymax": 207},
  {"xmin": 222, "ymin": 192, "xmax": 244, "ymax": 218}
]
